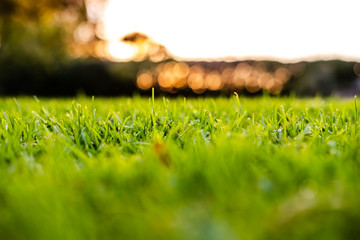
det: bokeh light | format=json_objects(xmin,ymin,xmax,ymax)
[
  {"xmin": 136, "ymin": 71, "xmax": 154, "ymax": 90},
  {"xmin": 205, "ymin": 71, "xmax": 223, "ymax": 91},
  {"xmin": 107, "ymin": 41, "xmax": 136, "ymax": 61},
  {"xmin": 136, "ymin": 60, "xmax": 294, "ymax": 94},
  {"xmin": 73, "ymin": 22, "xmax": 95, "ymax": 43}
]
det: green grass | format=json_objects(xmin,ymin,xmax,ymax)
[{"xmin": 1, "ymin": 95, "xmax": 360, "ymax": 240}]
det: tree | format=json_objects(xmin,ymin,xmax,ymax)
[
  {"xmin": 0, "ymin": 0, "xmax": 108, "ymax": 61},
  {"xmin": 121, "ymin": 32, "xmax": 171, "ymax": 62},
  {"xmin": 0, "ymin": 0, "xmax": 108, "ymax": 94}
]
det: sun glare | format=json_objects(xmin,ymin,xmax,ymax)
[
  {"xmin": 102, "ymin": 0, "xmax": 360, "ymax": 62},
  {"xmin": 107, "ymin": 41, "xmax": 136, "ymax": 62}
]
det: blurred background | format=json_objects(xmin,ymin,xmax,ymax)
[{"xmin": 0, "ymin": 0, "xmax": 359, "ymax": 97}]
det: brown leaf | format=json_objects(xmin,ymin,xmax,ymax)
[{"xmin": 154, "ymin": 142, "xmax": 171, "ymax": 168}]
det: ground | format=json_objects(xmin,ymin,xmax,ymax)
[{"xmin": 0, "ymin": 96, "xmax": 360, "ymax": 240}]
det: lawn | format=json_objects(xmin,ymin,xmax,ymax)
[{"xmin": 1, "ymin": 95, "xmax": 360, "ymax": 240}]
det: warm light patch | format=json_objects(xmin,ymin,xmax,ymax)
[
  {"xmin": 274, "ymin": 67, "xmax": 291, "ymax": 84},
  {"xmin": 135, "ymin": 61, "xmax": 293, "ymax": 94},
  {"xmin": 101, "ymin": 0, "xmax": 360, "ymax": 62},
  {"xmin": 137, "ymin": 71, "xmax": 154, "ymax": 90},
  {"xmin": 107, "ymin": 41, "xmax": 136, "ymax": 62},
  {"xmin": 74, "ymin": 22, "xmax": 95, "ymax": 43},
  {"xmin": 205, "ymin": 71, "xmax": 223, "ymax": 91}
]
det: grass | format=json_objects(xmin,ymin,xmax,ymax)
[{"xmin": 1, "ymin": 95, "xmax": 360, "ymax": 240}]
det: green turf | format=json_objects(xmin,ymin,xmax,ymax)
[{"xmin": 1, "ymin": 95, "xmax": 360, "ymax": 240}]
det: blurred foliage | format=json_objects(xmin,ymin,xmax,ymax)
[
  {"xmin": 0, "ymin": 0, "xmax": 82, "ymax": 93},
  {"xmin": 0, "ymin": 0, "xmax": 110, "ymax": 95},
  {"xmin": 289, "ymin": 61, "xmax": 359, "ymax": 96},
  {"xmin": 0, "ymin": 0, "xmax": 87, "ymax": 62},
  {"xmin": 0, "ymin": 0, "xmax": 359, "ymax": 96}
]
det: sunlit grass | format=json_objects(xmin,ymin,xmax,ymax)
[{"xmin": 1, "ymin": 95, "xmax": 360, "ymax": 240}]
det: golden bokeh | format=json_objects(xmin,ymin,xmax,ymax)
[
  {"xmin": 188, "ymin": 73, "xmax": 205, "ymax": 91},
  {"xmin": 274, "ymin": 67, "xmax": 291, "ymax": 84},
  {"xmin": 137, "ymin": 71, "xmax": 154, "ymax": 90},
  {"xmin": 221, "ymin": 67, "xmax": 235, "ymax": 84},
  {"xmin": 236, "ymin": 62, "xmax": 252, "ymax": 79},
  {"xmin": 158, "ymin": 71, "xmax": 174, "ymax": 89},
  {"xmin": 136, "ymin": 60, "xmax": 293, "ymax": 94},
  {"xmin": 205, "ymin": 71, "xmax": 223, "ymax": 91},
  {"xmin": 173, "ymin": 62, "xmax": 190, "ymax": 79},
  {"xmin": 154, "ymin": 61, "xmax": 191, "ymax": 91}
]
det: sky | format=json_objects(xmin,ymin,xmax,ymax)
[{"xmin": 102, "ymin": 0, "xmax": 360, "ymax": 62}]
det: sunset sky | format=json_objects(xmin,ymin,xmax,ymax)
[{"xmin": 101, "ymin": 0, "xmax": 360, "ymax": 62}]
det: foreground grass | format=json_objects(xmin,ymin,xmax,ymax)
[{"xmin": 1, "ymin": 96, "xmax": 360, "ymax": 240}]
